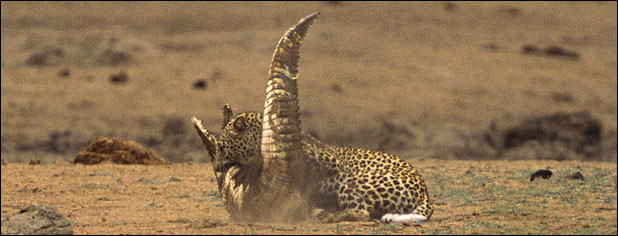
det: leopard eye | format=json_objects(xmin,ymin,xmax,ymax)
[{"xmin": 233, "ymin": 116, "xmax": 245, "ymax": 132}]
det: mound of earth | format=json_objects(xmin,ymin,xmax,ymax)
[
  {"xmin": 74, "ymin": 136, "xmax": 168, "ymax": 165},
  {"xmin": 484, "ymin": 111, "xmax": 604, "ymax": 160}
]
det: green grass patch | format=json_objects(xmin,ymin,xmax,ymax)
[
  {"xmin": 170, "ymin": 193, "xmax": 191, "ymax": 199},
  {"xmin": 169, "ymin": 177, "xmax": 183, "ymax": 182},
  {"xmin": 137, "ymin": 177, "xmax": 157, "ymax": 184},
  {"xmin": 335, "ymin": 223, "xmax": 353, "ymax": 234},
  {"xmin": 83, "ymin": 182, "xmax": 112, "ymax": 188},
  {"xmin": 366, "ymin": 222, "xmax": 403, "ymax": 235},
  {"xmin": 270, "ymin": 226, "xmax": 294, "ymax": 232}
]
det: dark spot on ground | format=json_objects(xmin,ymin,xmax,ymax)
[
  {"xmin": 550, "ymin": 92, "xmax": 575, "ymax": 104},
  {"xmin": 109, "ymin": 71, "xmax": 129, "ymax": 84},
  {"xmin": 566, "ymin": 171, "xmax": 585, "ymax": 180},
  {"xmin": 330, "ymin": 83, "xmax": 343, "ymax": 93},
  {"xmin": 58, "ymin": 68, "xmax": 71, "ymax": 78},
  {"xmin": 530, "ymin": 169, "xmax": 552, "ymax": 181},
  {"xmin": 28, "ymin": 158, "xmax": 41, "ymax": 165},
  {"xmin": 193, "ymin": 79, "xmax": 208, "ymax": 90},
  {"xmin": 497, "ymin": 6, "xmax": 522, "ymax": 16},
  {"xmin": 443, "ymin": 2, "xmax": 457, "ymax": 11},
  {"xmin": 521, "ymin": 44, "xmax": 580, "ymax": 60}
]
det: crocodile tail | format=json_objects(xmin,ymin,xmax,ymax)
[{"xmin": 261, "ymin": 12, "xmax": 319, "ymax": 192}]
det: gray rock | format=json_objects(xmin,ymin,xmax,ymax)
[{"xmin": 1, "ymin": 205, "xmax": 73, "ymax": 235}]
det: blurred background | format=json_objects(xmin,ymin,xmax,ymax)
[{"xmin": 1, "ymin": 2, "xmax": 616, "ymax": 163}]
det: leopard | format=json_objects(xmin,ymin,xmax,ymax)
[{"xmin": 191, "ymin": 12, "xmax": 433, "ymax": 224}]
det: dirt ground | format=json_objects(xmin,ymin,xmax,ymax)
[
  {"xmin": 1, "ymin": 1, "xmax": 617, "ymax": 235},
  {"xmin": 1, "ymin": 160, "xmax": 616, "ymax": 234}
]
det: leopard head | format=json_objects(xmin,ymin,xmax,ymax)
[{"xmin": 191, "ymin": 104, "xmax": 262, "ymax": 186}]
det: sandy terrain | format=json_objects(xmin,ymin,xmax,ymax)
[
  {"xmin": 1, "ymin": 1, "xmax": 617, "ymax": 235},
  {"xmin": 1, "ymin": 160, "xmax": 616, "ymax": 234}
]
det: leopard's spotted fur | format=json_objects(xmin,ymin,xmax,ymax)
[{"xmin": 191, "ymin": 12, "xmax": 433, "ymax": 223}]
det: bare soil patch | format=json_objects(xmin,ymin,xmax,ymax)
[{"xmin": 1, "ymin": 160, "xmax": 616, "ymax": 234}]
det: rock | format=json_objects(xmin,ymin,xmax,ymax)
[
  {"xmin": 530, "ymin": 169, "xmax": 552, "ymax": 181},
  {"xmin": 566, "ymin": 171, "xmax": 585, "ymax": 180},
  {"xmin": 1, "ymin": 205, "xmax": 73, "ymax": 235}
]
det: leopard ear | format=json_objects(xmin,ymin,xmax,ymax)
[
  {"xmin": 223, "ymin": 104, "xmax": 233, "ymax": 128},
  {"xmin": 233, "ymin": 116, "xmax": 246, "ymax": 132}
]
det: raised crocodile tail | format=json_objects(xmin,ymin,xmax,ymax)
[
  {"xmin": 262, "ymin": 12, "xmax": 319, "ymax": 157},
  {"xmin": 261, "ymin": 12, "xmax": 319, "ymax": 181}
]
